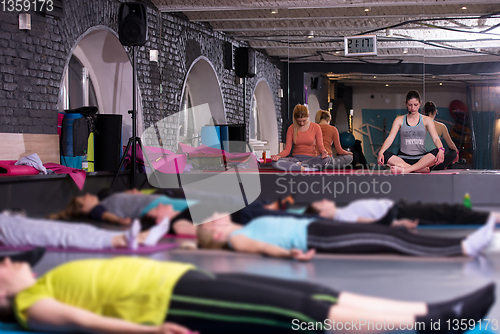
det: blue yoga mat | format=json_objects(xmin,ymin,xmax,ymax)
[{"xmin": 0, "ymin": 322, "xmax": 55, "ymax": 333}]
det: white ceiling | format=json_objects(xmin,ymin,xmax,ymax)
[{"xmin": 150, "ymin": 0, "xmax": 500, "ymax": 84}]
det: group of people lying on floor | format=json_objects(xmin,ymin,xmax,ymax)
[
  {"xmin": 1, "ymin": 188, "xmax": 498, "ymax": 260},
  {"xmin": 0, "ymin": 247, "xmax": 495, "ymax": 333},
  {"xmin": 0, "ymin": 188, "xmax": 497, "ymax": 332}
]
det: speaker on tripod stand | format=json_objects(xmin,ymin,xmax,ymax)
[
  {"xmin": 118, "ymin": 2, "xmax": 148, "ymax": 47},
  {"xmin": 112, "ymin": 2, "xmax": 156, "ymax": 189}
]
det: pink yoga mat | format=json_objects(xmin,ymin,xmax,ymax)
[
  {"xmin": 0, "ymin": 162, "xmax": 39, "ymax": 176},
  {"xmin": 0, "ymin": 243, "xmax": 178, "ymax": 255}
]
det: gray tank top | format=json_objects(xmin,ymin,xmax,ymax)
[{"xmin": 399, "ymin": 114, "xmax": 427, "ymax": 159}]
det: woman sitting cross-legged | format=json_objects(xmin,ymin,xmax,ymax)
[
  {"xmin": 377, "ymin": 90, "xmax": 445, "ymax": 174},
  {"xmin": 0, "ymin": 253, "xmax": 494, "ymax": 334},
  {"xmin": 271, "ymin": 104, "xmax": 330, "ymax": 172},
  {"xmin": 315, "ymin": 109, "xmax": 353, "ymax": 169},
  {"xmin": 197, "ymin": 212, "xmax": 496, "ymax": 259},
  {"xmin": 423, "ymin": 101, "xmax": 460, "ymax": 171}
]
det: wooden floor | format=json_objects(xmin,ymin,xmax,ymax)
[{"xmin": 1, "ymin": 169, "xmax": 500, "ymax": 328}]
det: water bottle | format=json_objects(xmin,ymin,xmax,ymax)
[
  {"xmin": 82, "ymin": 150, "xmax": 89, "ymax": 172},
  {"xmin": 463, "ymin": 193, "xmax": 472, "ymax": 209}
]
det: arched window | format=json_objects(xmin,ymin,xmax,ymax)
[
  {"xmin": 249, "ymin": 93, "xmax": 261, "ymax": 141},
  {"xmin": 178, "ymin": 57, "xmax": 226, "ymax": 148},
  {"xmin": 62, "ymin": 55, "xmax": 98, "ymax": 110},
  {"xmin": 179, "ymin": 85, "xmax": 201, "ymax": 146}
]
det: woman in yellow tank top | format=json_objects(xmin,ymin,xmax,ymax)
[{"xmin": 0, "ymin": 251, "xmax": 493, "ymax": 334}]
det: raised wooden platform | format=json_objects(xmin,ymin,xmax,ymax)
[{"xmin": 1, "ymin": 168, "xmax": 499, "ymax": 216}]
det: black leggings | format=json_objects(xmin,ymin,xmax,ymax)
[
  {"xmin": 383, "ymin": 148, "xmax": 439, "ymax": 165},
  {"xmin": 374, "ymin": 200, "xmax": 490, "ymax": 227},
  {"xmin": 167, "ymin": 270, "xmax": 337, "ymax": 333},
  {"xmin": 395, "ymin": 199, "xmax": 489, "ymax": 226},
  {"xmin": 307, "ymin": 221, "xmax": 464, "ymax": 256},
  {"xmin": 432, "ymin": 150, "xmax": 457, "ymax": 170}
]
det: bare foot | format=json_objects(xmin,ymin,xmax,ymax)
[
  {"xmin": 282, "ymin": 195, "xmax": 295, "ymax": 206},
  {"xmin": 390, "ymin": 166, "xmax": 405, "ymax": 175},
  {"xmin": 414, "ymin": 167, "xmax": 430, "ymax": 173},
  {"xmin": 111, "ymin": 235, "xmax": 128, "ymax": 248}
]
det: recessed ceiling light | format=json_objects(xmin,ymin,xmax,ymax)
[
  {"xmin": 403, "ymin": 48, "xmax": 408, "ymax": 54},
  {"xmin": 335, "ymin": 51, "xmax": 340, "ymax": 54},
  {"xmin": 373, "ymin": 76, "xmax": 377, "ymax": 78},
  {"xmin": 271, "ymin": 8, "xmax": 278, "ymax": 14},
  {"xmin": 461, "ymin": 6, "xmax": 467, "ymax": 10},
  {"xmin": 364, "ymin": 8, "xmax": 370, "ymax": 12},
  {"xmin": 439, "ymin": 82, "xmax": 443, "ymax": 86},
  {"xmin": 385, "ymin": 84, "xmax": 389, "ymax": 87},
  {"xmin": 306, "ymin": 30, "xmax": 314, "ymax": 39}
]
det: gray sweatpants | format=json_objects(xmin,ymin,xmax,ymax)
[
  {"xmin": 272, "ymin": 155, "xmax": 329, "ymax": 172},
  {"xmin": 324, "ymin": 154, "xmax": 353, "ymax": 169},
  {"xmin": 0, "ymin": 214, "xmax": 121, "ymax": 249}
]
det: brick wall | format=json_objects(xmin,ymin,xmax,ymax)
[{"xmin": 0, "ymin": 0, "xmax": 282, "ymax": 145}]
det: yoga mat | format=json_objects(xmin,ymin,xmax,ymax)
[
  {"xmin": 0, "ymin": 243, "xmax": 178, "ymax": 255},
  {"xmin": 418, "ymin": 224, "xmax": 484, "ymax": 230},
  {"xmin": 0, "ymin": 161, "xmax": 39, "ymax": 176},
  {"xmin": 0, "ymin": 322, "xmax": 53, "ymax": 334},
  {"xmin": 174, "ymin": 248, "xmax": 473, "ymax": 263}
]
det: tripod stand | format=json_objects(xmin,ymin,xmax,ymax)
[{"xmin": 111, "ymin": 46, "xmax": 158, "ymax": 189}]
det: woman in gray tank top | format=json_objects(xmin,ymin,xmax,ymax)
[{"xmin": 377, "ymin": 90, "xmax": 445, "ymax": 174}]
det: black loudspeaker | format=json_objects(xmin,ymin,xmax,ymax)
[
  {"xmin": 118, "ymin": 3, "xmax": 148, "ymax": 46},
  {"xmin": 235, "ymin": 47, "xmax": 256, "ymax": 78},
  {"xmin": 224, "ymin": 42, "xmax": 234, "ymax": 70},
  {"xmin": 94, "ymin": 114, "xmax": 122, "ymax": 172}
]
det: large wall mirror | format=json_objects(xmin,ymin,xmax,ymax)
[
  {"xmin": 163, "ymin": 1, "xmax": 500, "ymax": 169},
  {"xmin": 293, "ymin": 5, "xmax": 500, "ymax": 169}
]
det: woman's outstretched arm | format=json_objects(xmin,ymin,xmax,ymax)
[
  {"xmin": 272, "ymin": 125, "xmax": 293, "ymax": 161},
  {"xmin": 377, "ymin": 116, "xmax": 403, "ymax": 165},
  {"xmin": 230, "ymin": 234, "xmax": 315, "ymax": 260},
  {"xmin": 331, "ymin": 125, "xmax": 351, "ymax": 155},
  {"xmin": 101, "ymin": 211, "xmax": 132, "ymax": 226},
  {"xmin": 438, "ymin": 122, "xmax": 458, "ymax": 151},
  {"xmin": 27, "ymin": 298, "xmax": 193, "ymax": 334},
  {"xmin": 313, "ymin": 124, "xmax": 329, "ymax": 158},
  {"xmin": 423, "ymin": 117, "xmax": 445, "ymax": 165}
]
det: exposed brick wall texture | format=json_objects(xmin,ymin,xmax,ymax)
[{"xmin": 0, "ymin": 0, "xmax": 282, "ymax": 147}]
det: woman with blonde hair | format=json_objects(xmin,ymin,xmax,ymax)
[
  {"xmin": 315, "ymin": 110, "xmax": 353, "ymax": 169},
  {"xmin": 271, "ymin": 104, "xmax": 329, "ymax": 171}
]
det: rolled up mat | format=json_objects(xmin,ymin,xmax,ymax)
[{"xmin": 0, "ymin": 160, "xmax": 39, "ymax": 176}]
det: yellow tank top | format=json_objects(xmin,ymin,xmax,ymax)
[{"xmin": 14, "ymin": 257, "xmax": 194, "ymax": 328}]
